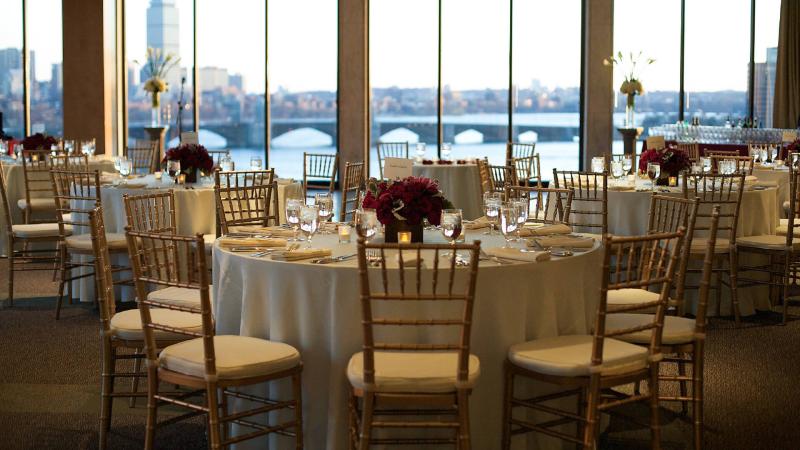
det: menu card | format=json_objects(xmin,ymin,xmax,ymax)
[
  {"xmin": 181, "ymin": 132, "xmax": 199, "ymax": 145},
  {"xmin": 645, "ymin": 135, "xmax": 666, "ymax": 150},
  {"xmin": 384, "ymin": 157, "xmax": 413, "ymax": 179}
]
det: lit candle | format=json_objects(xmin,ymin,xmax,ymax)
[
  {"xmin": 178, "ymin": 173, "xmax": 186, "ymax": 184},
  {"xmin": 398, "ymin": 231, "xmax": 412, "ymax": 244},
  {"xmin": 338, "ymin": 224, "xmax": 352, "ymax": 244},
  {"xmin": 154, "ymin": 171, "xmax": 163, "ymax": 180},
  {"xmin": 669, "ymin": 176, "xmax": 677, "ymax": 187}
]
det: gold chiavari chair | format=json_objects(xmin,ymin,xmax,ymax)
[
  {"xmin": 682, "ymin": 172, "xmax": 745, "ymax": 325},
  {"xmin": 207, "ymin": 149, "xmax": 230, "ymax": 166},
  {"xmin": 706, "ymin": 150, "xmax": 739, "ymax": 159},
  {"xmin": 606, "ymin": 206, "xmax": 719, "ymax": 450},
  {"xmin": 508, "ymin": 141, "xmax": 536, "ymax": 161},
  {"xmin": 19, "ymin": 149, "xmax": 56, "ymax": 224},
  {"xmin": 488, "ymin": 164, "xmax": 518, "ymax": 193},
  {"xmin": 340, "ymin": 161, "xmax": 365, "ymax": 222},
  {"xmin": 214, "ymin": 169, "xmax": 279, "ymax": 235},
  {"xmin": 89, "ymin": 207, "xmax": 202, "ymax": 450},
  {"xmin": 512, "ymin": 155, "xmax": 543, "ymax": 188},
  {"xmin": 52, "ymin": 154, "xmax": 90, "ymax": 170},
  {"xmin": 0, "ymin": 161, "xmax": 63, "ymax": 306},
  {"xmin": 126, "ymin": 230, "xmax": 303, "ymax": 450},
  {"xmin": 676, "ymin": 142, "xmax": 700, "ymax": 161},
  {"xmin": 126, "ymin": 141, "xmax": 158, "ymax": 174},
  {"xmin": 349, "ymin": 238, "xmax": 482, "ymax": 449},
  {"xmin": 505, "ymin": 185, "xmax": 573, "ymax": 225},
  {"xmin": 747, "ymin": 142, "xmax": 784, "ymax": 161},
  {"xmin": 552, "ymin": 170, "xmax": 608, "ymax": 237},
  {"xmin": 709, "ymin": 155, "xmax": 754, "ymax": 175},
  {"xmin": 476, "ymin": 157, "xmax": 492, "ymax": 198},
  {"xmin": 376, "ymin": 142, "xmax": 409, "ymax": 179},
  {"xmin": 502, "ymin": 229, "xmax": 686, "ymax": 450},
  {"xmin": 51, "ymin": 169, "xmax": 130, "ymax": 319},
  {"xmin": 303, "ymin": 152, "xmax": 338, "ymax": 200},
  {"xmin": 737, "ymin": 169, "xmax": 800, "ymax": 324}
]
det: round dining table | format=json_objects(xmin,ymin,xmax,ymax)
[
  {"xmin": 413, "ymin": 163, "xmax": 483, "ymax": 220},
  {"xmin": 753, "ymin": 165, "xmax": 791, "ymax": 217},
  {"xmin": 213, "ymin": 229, "xmax": 603, "ymax": 450}
]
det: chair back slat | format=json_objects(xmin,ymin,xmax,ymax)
[
  {"xmin": 476, "ymin": 158, "xmax": 492, "ymax": 197},
  {"xmin": 505, "ymin": 185, "xmax": 573, "ymax": 225},
  {"xmin": 552, "ymin": 170, "xmax": 608, "ymax": 234},
  {"xmin": 214, "ymin": 169, "xmax": 279, "ymax": 234},
  {"xmin": 303, "ymin": 152, "xmax": 338, "ymax": 199},
  {"xmin": 126, "ymin": 141, "xmax": 158, "ymax": 174},
  {"xmin": 340, "ymin": 161, "xmax": 365, "ymax": 222},
  {"xmin": 675, "ymin": 142, "xmax": 700, "ymax": 161},
  {"xmin": 488, "ymin": 165, "xmax": 517, "ymax": 193},
  {"xmin": 356, "ymin": 239, "xmax": 481, "ymax": 389},
  {"xmin": 51, "ymin": 169, "xmax": 102, "ymax": 232},
  {"xmin": 207, "ymin": 150, "xmax": 230, "ymax": 166},
  {"xmin": 52, "ymin": 154, "xmax": 89, "ymax": 170},
  {"xmin": 376, "ymin": 142, "xmax": 409, "ymax": 179},
  {"xmin": 21, "ymin": 150, "xmax": 54, "ymax": 201},
  {"xmin": 681, "ymin": 173, "xmax": 745, "ymax": 242},
  {"xmin": 0, "ymin": 161, "xmax": 14, "ymax": 233},
  {"xmin": 123, "ymin": 190, "xmax": 178, "ymax": 234},
  {"xmin": 694, "ymin": 205, "xmax": 720, "ymax": 336},
  {"xmin": 709, "ymin": 155, "xmax": 754, "ymax": 175},
  {"xmin": 89, "ymin": 206, "xmax": 117, "ymax": 334},
  {"xmin": 508, "ymin": 142, "xmax": 535, "ymax": 161}
]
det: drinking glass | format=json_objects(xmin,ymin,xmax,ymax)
[
  {"xmin": 701, "ymin": 157, "xmax": 712, "ymax": 173},
  {"xmin": 441, "ymin": 142, "xmax": 452, "ymax": 161},
  {"xmin": 720, "ymin": 159, "xmax": 735, "ymax": 175},
  {"xmin": 499, "ymin": 204, "xmax": 519, "ymax": 248},
  {"xmin": 119, "ymin": 159, "xmax": 133, "ymax": 178},
  {"xmin": 415, "ymin": 143, "xmax": 426, "ymax": 162},
  {"xmin": 299, "ymin": 205, "xmax": 319, "ymax": 248},
  {"xmin": 315, "ymin": 192, "xmax": 334, "ymax": 225},
  {"xmin": 355, "ymin": 208, "xmax": 379, "ymax": 241},
  {"xmin": 610, "ymin": 160, "xmax": 624, "ymax": 180},
  {"xmin": 250, "ymin": 156, "xmax": 263, "ymax": 170},
  {"xmin": 791, "ymin": 153, "xmax": 800, "ymax": 170},
  {"xmin": 440, "ymin": 209, "xmax": 463, "ymax": 256},
  {"xmin": 483, "ymin": 193, "xmax": 502, "ymax": 235},
  {"xmin": 647, "ymin": 163, "xmax": 661, "ymax": 192},
  {"xmin": 167, "ymin": 160, "xmax": 181, "ymax": 183},
  {"xmin": 64, "ymin": 140, "xmax": 75, "ymax": 155},
  {"xmin": 622, "ymin": 155, "xmax": 633, "ymax": 175},
  {"xmin": 513, "ymin": 199, "xmax": 529, "ymax": 241},
  {"xmin": 285, "ymin": 198, "xmax": 304, "ymax": 241},
  {"xmin": 591, "ymin": 156, "xmax": 606, "ymax": 173},
  {"xmin": 220, "ymin": 154, "xmax": 234, "ymax": 172},
  {"xmin": 13, "ymin": 143, "xmax": 23, "ymax": 160}
]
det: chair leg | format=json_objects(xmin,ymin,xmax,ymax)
[
  {"xmin": 583, "ymin": 376, "xmax": 601, "ymax": 450},
  {"xmin": 206, "ymin": 382, "xmax": 221, "ymax": 450},
  {"xmin": 501, "ymin": 363, "xmax": 514, "ymax": 450},
  {"xmin": 576, "ymin": 387, "xmax": 586, "ymax": 444},
  {"xmin": 56, "ymin": 247, "xmax": 69, "ymax": 319},
  {"xmin": 357, "ymin": 392, "xmax": 375, "ymax": 450},
  {"xmin": 729, "ymin": 250, "xmax": 741, "ymax": 326},
  {"xmin": 693, "ymin": 346, "xmax": 705, "ymax": 450},
  {"xmin": 348, "ymin": 391, "xmax": 359, "ymax": 450},
  {"xmin": 714, "ymin": 259, "xmax": 723, "ymax": 318},
  {"xmin": 782, "ymin": 253, "xmax": 791, "ymax": 325},
  {"xmin": 457, "ymin": 389, "xmax": 471, "ymax": 450},
  {"xmin": 129, "ymin": 349, "xmax": 141, "ymax": 408},
  {"xmin": 292, "ymin": 370, "xmax": 304, "ymax": 449},
  {"xmin": 649, "ymin": 365, "xmax": 662, "ymax": 450},
  {"xmin": 144, "ymin": 365, "xmax": 158, "ymax": 450},
  {"xmin": 7, "ymin": 251, "xmax": 14, "ymax": 307},
  {"xmin": 99, "ymin": 345, "xmax": 116, "ymax": 450},
  {"xmin": 677, "ymin": 354, "xmax": 688, "ymax": 415}
]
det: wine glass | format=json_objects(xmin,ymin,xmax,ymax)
[
  {"xmin": 315, "ymin": 192, "xmax": 334, "ymax": 226},
  {"xmin": 483, "ymin": 193, "xmax": 502, "ymax": 235},
  {"xmin": 299, "ymin": 205, "xmax": 319, "ymax": 248},
  {"xmin": 167, "ymin": 160, "xmax": 181, "ymax": 183},
  {"xmin": 591, "ymin": 156, "xmax": 606, "ymax": 173},
  {"xmin": 285, "ymin": 198, "xmax": 304, "ymax": 241},
  {"xmin": 513, "ymin": 199, "xmax": 529, "ymax": 241},
  {"xmin": 440, "ymin": 209, "xmax": 463, "ymax": 257},
  {"xmin": 647, "ymin": 163, "xmax": 661, "ymax": 192},
  {"xmin": 119, "ymin": 159, "xmax": 133, "ymax": 178},
  {"xmin": 499, "ymin": 203, "xmax": 519, "ymax": 248},
  {"xmin": 250, "ymin": 156, "xmax": 263, "ymax": 170},
  {"xmin": 622, "ymin": 155, "xmax": 633, "ymax": 175},
  {"xmin": 610, "ymin": 160, "xmax": 624, "ymax": 180}
]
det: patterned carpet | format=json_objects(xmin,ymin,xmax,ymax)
[{"xmin": 1, "ymin": 258, "xmax": 799, "ymax": 449}]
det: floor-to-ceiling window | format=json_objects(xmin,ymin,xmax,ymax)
[
  {"xmin": 0, "ymin": 1, "xmax": 24, "ymax": 140},
  {"xmin": 197, "ymin": 0, "xmax": 265, "ymax": 170},
  {"xmin": 513, "ymin": 0, "xmax": 582, "ymax": 177},
  {"xmin": 28, "ymin": 0, "xmax": 63, "ymax": 137},
  {"xmin": 369, "ymin": 0, "xmax": 438, "ymax": 177},
  {"xmin": 754, "ymin": 0, "xmax": 781, "ymax": 128},
  {"xmin": 268, "ymin": 0, "xmax": 338, "ymax": 180}
]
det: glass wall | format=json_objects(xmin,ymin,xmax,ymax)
[
  {"xmin": 0, "ymin": 1, "xmax": 24, "ymax": 141},
  {"xmin": 27, "ymin": 0, "xmax": 63, "ymax": 136},
  {"xmin": 612, "ymin": 0, "xmax": 681, "ymax": 153},
  {"xmin": 513, "ymin": 0, "xmax": 582, "ymax": 177},
  {"xmin": 268, "ymin": 0, "xmax": 338, "ymax": 180},
  {"xmin": 441, "ymin": 0, "xmax": 509, "ymax": 166},
  {"xmin": 754, "ymin": 0, "xmax": 781, "ymax": 128},
  {"xmin": 197, "ymin": 0, "xmax": 265, "ymax": 170},
  {"xmin": 125, "ymin": 0, "xmax": 195, "ymax": 146},
  {"xmin": 684, "ymin": 0, "xmax": 750, "ymax": 124},
  {"xmin": 370, "ymin": 0, "xmax": 438, "ymax": 177}
]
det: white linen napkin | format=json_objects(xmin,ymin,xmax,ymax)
[
  {"xmin": 484, "ymin": 247, "xmax": 550, "ymax": 262},
  {"xmin": 234, "ymin": 226, "xmax": 297, "ymax": 238},
  {"xmin": 519, "ymin": 223, "xmax": 572, "ymax": 237},
  {"xmin": 218, "ymin": 237, "xmax": 288, "ymax": 248},
  {"xmin": 464, "ymin": 217, "xmax": 492, "ymax": 230},
  {"xmin": 271, "ymin": 248, "xmax": 332, "ymax": 261},
  {"xmin": 530, "ymin": 235, "xmax": 594, "ymax": 249}
]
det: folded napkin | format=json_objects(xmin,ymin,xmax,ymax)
[
  {"xmin": 530, "ymin": 235, "xmax": 595, "ymax": 249},
  {"xmin": 464, "ymin": 217, "xmax": 492, "ymax": 230},
  {"xmin": 271, "ymin": 248, "xmax": 332, "ymax": 261},
  {"xmin": 608, "ymin": 184, "xmax": 635, "ymax": 191},
  {"xmin": 754, "ymin": 180, "xmax": 779, "ymax": 188},
  {"xmin": 485, "ymin": 247, "xmax": 550, "ymax": 262},
  {"xmin": 114, "ymin": 182, "xmax": 148, "ymax": 189},
  {"xmin": 218, "ymin": 237, "xmax": 288, "ymax": 248},
  {"xmin": 519, "ymin": 223, "xmax": 572, "ymax": 237},
  {"xmin": 234, "ymin": 226, "xmax": 297, "ymax": 238},
  {"xmin": 744, "ymin": 175, "xmax": 759, "ymax": 184}
]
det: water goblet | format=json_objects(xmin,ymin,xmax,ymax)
[
  {"xmin": 513, "ymin": 199, "xmax": 529, "ymax": 241},
  {"xmin": 285, "ymin": 198, "xmax": 304, "ymax": 241},
  {"xmin": 167, "ymin": 160, "xmax": 181, "ymax": 183},
  {"xmin": 591, "ymin": 156, "xmax": 606, "ymax": 174},
  {"xmin": 610, "ymin": 160, "xmax": 624, "ymax": 180},
  {"xmin": 622, "ymin": 155, "xmax": 633, "ymax": 175},
  {"xmin": 647, "ymin": 163, "xmax": 661, "ymax": 192},
  {"xmin": 250, "ymin": 156, "xmax": 263, "ymax": 170},
  {"xmin": 119, "ymin": 159, "xmax": 133, "ymax": 178},
  {"xmin": 440, "ymin": 209, "xmax": 463, "ymax": 257},
  {"xmin": 483, "ymin": 194, "xmax": 502, "ymax": 236},
  {"xmin": 499, "ymin": 203, "xmax": 519, "ymax": 248},
  {"xmin": 355, "ymin": 208, "xmax": 379, "ymax": 241},
  {"xmin": 315, "ymin": 192, "xmax": 334, "ymax": 226},
  {"xmin": 415, "ymin": 143, "xmax": 426, "ymax": 162},
  {"xmin": 299, "ymin": 205, "xmax": 319, "ymax": 248},
  {"xmin": 701, "ymin": 157, "xmax": 712, "ymax": 173}
]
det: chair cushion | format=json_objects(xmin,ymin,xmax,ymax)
[
  {"xmin": 203, "ymin": 234, "xmax": 215, "ymax": 254},
  {"xmin": 508, "ymin": 335, "xmax": 649, "ymax": 377},
  {"xmin": 347, "ymin": 351, "xmax": 480, "ymax": 393},
  {"xmin": 607, "ymin": 289, "xmax": 659, "ymax": 309},
  {"xmin": 737, "ymin": 234, "xmax": 800, "ymax": 251},
  {"xmin": 690, "ymin": 237, "xmax": 730, "ymax": 255},
  {"xmin": 12, "ymin": 222, "xmax": 71, "ymax": 238},
  {"xmin": 159, "ymin": 335, "xmax": 300, "ymax": 380},
  {"xmin": 776, "ymin": 218, "xmax": 790, "ymax": 236},
  {"xmin": 147, "ymin": 286, "xmax": 213, "ymax": 310},
  {"xmin": 110, "ymin": 308, "xmax": 203, "ymax": 341},
  {"xmin": 606, "ymin": 313, "xmax": 697, "ymax": 345},
  {"xmin": 65, "ymin": 232, "xmax": 127, "ymax": 250},
  {"xmin": 17, "ymin": 197, "xmax": 56, "ymax": 211}
]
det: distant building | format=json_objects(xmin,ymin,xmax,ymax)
[
  {"xmin": 754, "ymin": 47, "xmax": 777, "ymax": 128},
  {"xmin": 199, "ymin": 67, "xmax": 229, "ymax": 92},
  {"xmin": 50, "ymin": 63, "xmax": 63, "ymax": 100},
  {"xmin": 229, "ymin": 74, "xmax": 245, "ymax": 92},
  {"xmin": 0, "ymin": 48, "xmax": 21, "ymax": 96},
  {"xmin": 146, "ymin": 0, "xmax": 181, "ymax": 89}
]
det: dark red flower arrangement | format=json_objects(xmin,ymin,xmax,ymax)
[
  {"xmin": 162, "ymin": 143, "xmax": 214, "ymax": 174},
  {"xmin": 638, "ymin": 145, "xmax": 691, "ymax": 175},
  {"xmin": 361, "ymin": 176, "xmax": 453, "ymax": 226},
  {"xmin": 784, "ymin": 138, "xmax": 799, "ymax": 159},
  {"xmin": 22, "ymin": 133, "xmax": 58, "ymax": 150}
]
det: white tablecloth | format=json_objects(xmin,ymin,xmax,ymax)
[
  {"xmin": 753, "ymin": 166, "xmax": 790, "ymax": 218},
  {"xmin": 0, "ymin": 156, "xmax": 115, "ymax": 255},
  {"xmin": 213, "ymin": 230, "xmax": 603, "ymax": 450},
  {"xmin": 413, "ymin": 164, "xmax": 483, "ymax": 220}
]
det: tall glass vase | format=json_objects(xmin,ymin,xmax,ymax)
[
  {"xmin": 150, "ymin": 92, "xmax": 162, "ymax": 127},
  {"xmin": 625, "ymin": 93, "xmax": 636, "ymax": 128}
]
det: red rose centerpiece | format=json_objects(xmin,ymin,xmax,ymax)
[
  {"xmin": 162, "ymin": 143, "xmax": 214, "ymax": 183},
  {"xmin": 22, "ymin": 133, "xmax": 58, "ymax": 150},
  {"xmin": 638, "ymin": 145, "xmax": 691, "ymax": 184},
  {"xmin": 361, "ymin": 176, "xmax": 452, "ymax": 243},
  {"xmin": 784, "ymin": 138, "xmax": 799, "ymax": 163}
]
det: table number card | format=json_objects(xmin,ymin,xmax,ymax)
[
  {"xmin": 383, "ymin": 157, "xmax": 413, "ymax": 180},
  {"xmin": 783, "ymin": 130, "xmax": 798, "ymax": 142},
  {"xmin": 181, "ymin": 132, "xmax": 199, "ymax": 145},
  {"xmin": 645, "ymin": 135, "xmax": 666, "ymax": 150}
]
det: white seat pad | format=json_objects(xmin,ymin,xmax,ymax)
[
  {"xmin": 159, "ymin": 335, "xmax": 300, "ymax": 380},
  {"xmin": 508, "ymin": 334, "xmax": 649, "ymax": 377},
  {"xmin": 347, "ymin": 351, "xmax": 480, "ymax": 393},
  {"xmin": 65, "ymin": 232, "xmax": 127, "ymax": 250},
  {"xmin": 17, "ymin": 197, "xmax": 56, "ymax": 211},
  {"xmin": 606, "ymin": 313, "xmax": 696, "ymax": 345},
  {"xmin": 737, "ymin": 234, "xmax": 800, "ymax": 251},
  {"xmin": 12, "ymin": 222, "xmax": 70, "ymax": 238},
  {"xmin": 110, "ymin": 308, "xmax": 203, "ymax": 341},
  {"xmin": 690, "ymin": 237, "xmax": 730, "ymax": 255},
  {"xmin": 607, "ymin": 288, "xmax": 659, "ymax": 307},
  {"xmin": 148, "ymin": 286, "xmax": 213, "ymax": 310}
]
